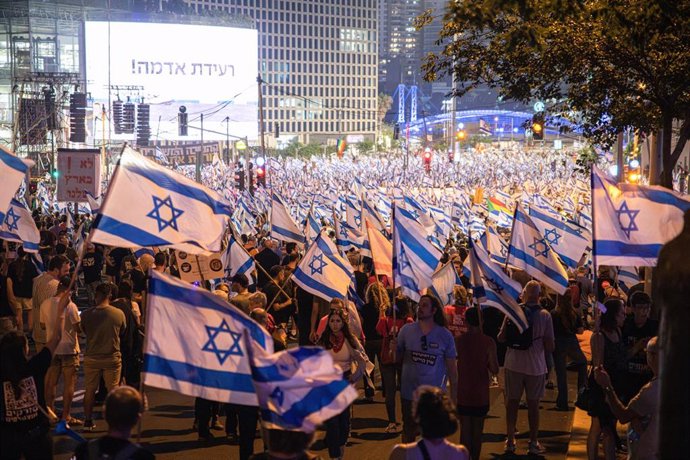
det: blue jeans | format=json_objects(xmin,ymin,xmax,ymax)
[{"xmin": 553, "ymin": 336, "xmax": 587, "ymax": 407}]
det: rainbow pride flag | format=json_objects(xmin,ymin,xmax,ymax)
[{"xmin": 336, "ymin": 138, "xmax": 347, "ymax": 157}]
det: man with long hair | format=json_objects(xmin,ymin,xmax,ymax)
[{"xmin": 393, "ymin": 294, "xmax": 458, "ymax": 443}]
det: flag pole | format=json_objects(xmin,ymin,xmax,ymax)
[
  {"xmin": 391, "ymin": 203, "xmax": 397, "ymax": 326},
  {"xmin": 504, "ymin": 203, "xmax": 520, "ymax": 274},
  {"xmin": 137, "ymin": 267, "xmax": 156, "ymax": 444},
  {"xmin": 590, "ymin": 167, "xmax": 600, "ymax": 332}
]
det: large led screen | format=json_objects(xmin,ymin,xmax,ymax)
[{"xmin": 85, "ymin": 21, "xmax": 258, "ymax": 142}]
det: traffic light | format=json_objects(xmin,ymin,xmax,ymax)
[
  {"xmin": 234, "ymin": 164, "xmax": 245, "ymax": 191},
  {"xmin": 247, "ymin": 161, "xmax": 255, "ymax": 196},
  {"xmin": 532, "ymin": 113, "xmax": 544, "ymax": 140},
  {"xmin": 178, "ymin": 106, "xmax": 188, "ymax": 136},
  {"xmin": 423, "ymin": 149, "xmax": 432, "ymax": 173},
  {"xmin": 455, "ymin": 130, "xmax": 467, "ymax": 141},
  {"xmin": 393, "ymin": 124, "xmax": 400, "ymax": 140},
  {"xmin": 256, "ymin": 165, "xmax": 266, "ymax": 187}
]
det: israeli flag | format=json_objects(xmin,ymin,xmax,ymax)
[
  {"xmin": 362, "ymin": 194, "xmax": 386, "ymax": 233},
  {"xmin": 345, "ymin": 195, "xmax": 362, "ymax": 231},
  {"xmin": 431, "ymin": 261, "xmax": 461, "ymax": 305},
  {"xmin": 592, "ymin": 166, "xmax": 690, "ymax": 266},
  {"xmin": 0, "ymin": 147, "xmax": 32, "ymax": 226},
  {"xmin": 271, "ymin": 191, "xmax": 306, "ymax": 245},
  {"xmin": 222, "ymin": 233, "xmax": 256, "ymax": 281},
  {"xmin": 485, "ymin": 226, "xmax": 510, "ymax": 266},
  {"xmin": 90, "ymin": 146, "xmax": 231, "ymax": 254},
  {"xmin": 393, "ymin": 207, "xmax": 441, "ymax": 302},
  {"xmin": 508, "ymin": 204, "xmax": 569, "ymax": 294},
  {"xmin": 616, "ymin": 267, "xmax": 639, "ymax": 294},
  {"xmin": 0, "ymin": 199, "xmax": 40, "ymax": 252},
  {"xmin": 247, "ymin": 343, "xmax": 358, "ymax": 431},
  {"xmin": 291, "ymin": 232, "xmax": 354, "ymax": 302},
  {"xmin": 305, "ymin": 210, "xmax": 322, "ymax": 245},
  {"xmin": 528, "ymin": 206, "xmax": 590, "ymax": 269},
  {"xmin": 84, "ymin": 190, "xmax": 102, "ymax": 215},
  {"xmin": 143, "ymin": 270, "xmax": 273, "ymax": 405},
  {"xmin": 334, "ymin": 219, "xmax": 370, "ymax": 256},
  {"xmin": 469, "ymin": 239, "xmax": 528, "ymax": 332}
]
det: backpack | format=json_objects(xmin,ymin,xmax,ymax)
[{"xmin": 504, "ymin": 305, "xmax": 538, "ymax": 350}]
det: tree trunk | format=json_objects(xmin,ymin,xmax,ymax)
[{"xmin": 660, "ymin": 113, "xmax": 675, "ymax": 188}]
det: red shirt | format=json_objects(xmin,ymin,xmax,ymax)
[
  {"xmin": 456, "ymin": 331, "xmax": 494, "ymax": 407},
  {"xmin": 375, "ymin": 316, "xmax": 413, "ymax": 337},
  {"xmin": 444, "ymin": 304, "xmax": 469, "ymax": 339}
]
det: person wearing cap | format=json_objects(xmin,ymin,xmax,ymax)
[
  {"xmin": 41, "ymin": 276, "xmax": 82, "ymax": 425},
  {"xmin": 621, "ymin": 292, "xmax": 658, "ymax": 403}
]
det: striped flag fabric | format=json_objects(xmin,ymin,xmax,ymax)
[
  {"xmin": 485, "ymin": 225, "xmax": 510, "ymax": 266},
  {"xmin": 221, "ymin": 233, "xmax": 256, "ymax": 281},
  {"xmin": 143, "ymin": 270, "xmax": 273, "ymax": 405},
  {"xmin": 508, "ymin": 204, "xmax": 569, "ymax": 294},
  {"xmin": 84, "ymin": 190, "xmax": 102, "ymax": 215},
  {"xmin": 291, "ymin": 232, "xmax": 354, "ymax": 302},
  {"xmin": 0, "ymin": 199, "xmax": 40, "ymax": 252},
  {"xmin": 90, "ymin": 146, "xmax": 231, "ymax": 254},
  {"xmin": 393, "ymin": 207, "xmax": 441, "ymax": 302},
  {"xmin": 430, "ymin": 261, "xmax": 461, "ymax": 305},
  {"xmin": 616, "ymin": 267, "xmax": 639, "ymax": 293},
  {"xmin": 469, "ymin": 239, "xmax": 528, "ymax": 332},
  {"xmin": 246, "ymin": 342, "xmax": 358, "ymax": 431},
  {"xmin": 365, "ymin": 220, "xmax": 392, "ymax": 279},
  {"xmin": 0, "ymin": 146, "xmax": 32, "ymax": 226},
  {"xmin": 304, "ymin": 210, "xmax": 321, "ymax": 245},
  {"xmin": 528, "ymin": 205, "xmax": 590, "ymax": 269},
  {"xmin": 271, "ymin": 191, "xmax": 306, "ymax": 245},
  {"xmin": 592, "ymin": 166, "xmax": 690, "ymax": 266}
]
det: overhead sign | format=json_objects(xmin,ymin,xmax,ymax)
[
  {"xmin": 56, "ymin": 148, "xmax": 101, "ymax": 202},
  {"xmin": 176, "ymin": 250, "xmax": 225, "ymax": 283}
]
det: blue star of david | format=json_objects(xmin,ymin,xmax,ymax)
[
  {"xmin": 482, "ymin": 275, "xmax": 504, "ymax": 295},
  {"xmin": 4, "ymin": 207, "xmax": 20, "ymax": 232},
  {"xmin": 354, "ymin": 213, "xmax": 361, "ymax": 228},
  {"xmin": 201, "ymin": 319, "xmax": 243, "ymax": 365},
  {"xmin": 309, "ymin": 253, "xmax": 327, "ymax": 275},
  {"xmin": 270, "ymin": 386, "xmax": 284, "ymax": 406},
  {"xmin": 146, "ymin": 195, "xmax": 184, "ymax": 232},
  {"xmin": 528, "ymin": 237, "xmax": 550, "ymax": 258},
  {"xmin": 339, "ymin": 225, "xmax": 349, "ymax": 237},
  {"xmin": 409, "ymin": 209, "xmax": 420, "ymax": 220},
  {"xmin": 615, "ymin": 201, "xmax": 640, "ymax": 239},
  {"xmin": 499, "ymin": 244, "xmax": 509, "ymax": 258},
  {"xmin": 544, "ymin": 228, "xmax": 562, "ymax": 246}
]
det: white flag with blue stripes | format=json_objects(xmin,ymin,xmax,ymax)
[
  {"xmin": 616, "ymin": 267, "xmax": 639, "ymax": 294},
  {"xmin": 592, "ymin": 166, "xmax": 690, "ymax": 266},
  {"xmin": 222, "ymin": 233, "xmax": 256, "ymax": 281},
  {"xmin": 271, "ymin": 191, "xmax": 306, "ymax": 245},
  {"xmin": 431, "ymin": 261, "xmax": 461, "ymax": 305},
  {"xmin": 0, "ymin": 199, "xmax": 40, "ymax": 253},
  {"xmin": 528, "ymin": 206, "xmax": 590, "ymax": 269},
  {"xmin": 0, "ymin": 147, "xmax": 32, "ymax": 226},
  {"xmin": 305, "ymin": 210, "xmax": 322, "ymax": 245},
  {"xmin": 469, "ymin": 239, "xmax": 528, "ymax": 332},
  {"xmin": 508, "ymin": 204, "xmax": 569, "ymax": 294},
  {"xmin": 393, "ymin": 207, "xmax": 441, "ymax": 302},
  {"xmin": 143, "ymin": 270, "xmax": 273, "ymax": 405},
  {"xmin": 90, "ymin": 146, "xmax": 231, "ymax": 254},
  {"xmin": 291, "ymin": 232, "xmax": 354, "ymax": 302},
  {"xmin": 247, "ymin": 344, "xmax": 358, "ymax": 431}
]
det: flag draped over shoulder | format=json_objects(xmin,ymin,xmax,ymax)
[
  {"xmin": 143, "ymin": 270, "xmax": 273, "ymax": 405},
  {"xmin": 0, "ymin": 199, "xmax": 40, "ymax": 252},
  {"xmin": 291, "ymin": 232, "xmax": 353, "ymax": 302},
  {"xmin": 90, "ymin": 146, "xmax": 231, "ymax": 254},
  {"xmin": 246, "ymin": 343, "xmax": 358, "ymax": 431},
  {"xmin": 0, "ymin": 147, "xmax": 32, "ymax": 226},
  {"xmin": 508, "ymin": 204, "xmax": 569, "ymax": 294},
  {"xmin": 469, "ymin": 240, "xmax": 528, "ymax": 332},
  {"xmin": 591, "ymin": 166, "xmax": 690, "ymax": 266}
]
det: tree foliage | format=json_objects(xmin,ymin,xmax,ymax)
[{"xmin": 418, "ymin": 0, "xmax": 690, "ymax": 187}]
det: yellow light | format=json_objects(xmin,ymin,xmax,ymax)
[
  {"xmin": 456, "ymin": 130, "xmax": 466, "ymax": 140},
  {"xmin": 532, "ymin": 123, "xmax": 543, "ymax": 133},
  {"xmin": 629, "ymin": 173, "xmax": 640, "ymax": 183}
]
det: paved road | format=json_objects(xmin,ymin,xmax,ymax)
[{"xmin": 53, "ymin": 373, "xmax": 580, "ymax": 459}]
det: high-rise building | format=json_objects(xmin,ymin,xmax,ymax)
[
  {"xmin": 378, "ymin": 0, "xmax": 423, "ymax": 95},
  {"xmin": 186, "ymin": 0, "xmax": 379, "ymax": 143}
]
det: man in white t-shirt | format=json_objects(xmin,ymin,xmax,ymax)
[
  {"xmin": 595, "ymin": 336, "xmax": 659, "ymax": 460},
  {"xmin": 40, "ymin": 276, "xmax": 82, "ymax": 425},
  {"xmin": 498, "ymin": 280, "xmax": 554, "ymax": 455}
]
